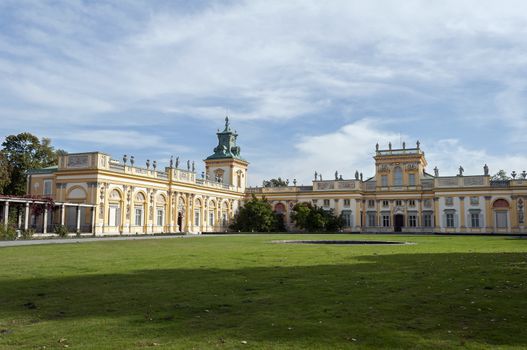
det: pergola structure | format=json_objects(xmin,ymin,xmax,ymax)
[{"xmin": 0, "ymin": 196, "xmax": 97, "ymax": 235}]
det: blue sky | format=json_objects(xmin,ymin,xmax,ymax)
[{"xmin": 1, "ymin": 0, "xmax": 527, "ymax": 186}]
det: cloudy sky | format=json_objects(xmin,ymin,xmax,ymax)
[{"xmin": 1, "ymin": 0, "xmax": 527, "ymax": 185}]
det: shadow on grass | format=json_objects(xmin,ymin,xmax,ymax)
[{"xmin": 1, "ymin": 252, "xmax": 526, "ymax": 348}]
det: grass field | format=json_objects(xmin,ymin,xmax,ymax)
[{"xmin": 0, "ymin": 234, "xmax": 526, "ymax": 349}]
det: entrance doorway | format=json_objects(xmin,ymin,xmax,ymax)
[
  {"xmin": 177, "ymin": 212, "xmax": 183, "ymax": 232},
  {"xmin": 394, "ymin": 214, "xmax": 404, "ymax": 232}
]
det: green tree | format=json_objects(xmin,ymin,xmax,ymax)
[
  {"xmin": 262, "ymin": 177, "xmax": 288, "ymax": 187},
  {"xmin": 291, "ymin": 202, "xmax": 345, "ymax": 232},
  {"xmin": 230, "ymin": 194, "xmax": 278, "ymax": 232},
  {"xmin": 491, "ymin": 170, "xmax": 511, "ymax": 181},
  {"xmin": 0, "ymin": 151, "xmax": 9, "ymax": 193},
  {"xmin": 1, "ymin": 133, "xmax": 65, "ymax": 195}
]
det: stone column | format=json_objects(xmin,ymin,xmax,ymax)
[
  {"xmin": 91, "ymin": 206, "xmax": 97, "ymax": 235},
  {"xmin": 484, "ymin": 196, "xmax": 492, "ymax": 232},
  {"xmin": 43, "ymin": 207, "xmax": 48, "ymax": 234},
  {"xmin": 361, "ymin": 200, "xmax": 366, "ymax": 231},
  {"xmin": 3, "ymin": 201, "xmax": 9, "ymax": 230},
  {"xmin": 167, "ymin": 191, "xmax": 173, "ymax": 233},
  {"xmin": 510, "ymin": 196, "xmax": 518, "ymax": 232},
  {"xmin": 433, "ymin": 197, "xmax": 440, "ymax": 232},
  {"xmin": 24, "ymin": 202, "xmax": 30, "ymax": 230},
  {"xmin": 60, "ymin": 204, "xmax": 65, "ymax": 226},
  {"xmin": 355, "ymin": 200, "xmax": 361, "ymax": 231},
  {"xmin": 417, "ymin": 199, "xmax": 423, "ymax": 230},
  {"xmin": 459, "ymin": 196, "xmax": 466, "ymax": 231},
  {"xmin": 375, "ymin": 200, "xmax": 380, "ymax": 229},
  {"xmin": 76, "ymin": 205, "xmax": 81, "ymax": 233}
]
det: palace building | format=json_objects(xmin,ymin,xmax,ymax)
[
  {"xmin": 5, "ymin": 118, "xmax": 526, "ymax": 235},
  {"xmin": 249, "ymin": 142, "xmax": 527, "ymax": 234}
]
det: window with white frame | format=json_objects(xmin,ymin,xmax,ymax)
[
  {"xmin": 470, "ymin": 196, "xmax": 479, "ymax": 206},
  {"xmin": 134, "ymin": 207, "xmax": 143, "ymax": 226},
  {"xmin": 367, "ymin": 212, "xmax": 376, "ymax": 227},
  {"xmin": 343, "ymin": 199, "xmax": 351, "ymax": 207},
  {"xmin": 43, "ymin": 180, "xmax": 52, "ymax": 196},
  {"xmin": 395, "ymin": 200, "xmax": 402, "ymax": 206},
  {"xmin": 323, "ymin": 199, "xmax": 330, "ymax": 207},
  {"xmin": 446, "ymin": 213, "xmax": 455, "ymax": 227},
  {"xmin": 408, "ymin": 214, "xmax": 417, "ymax": 227},
  {"xmin": 408, "ymin": 173, "xmax": 416, "ymax": 186},
  {"xmin": 393, "ymin": 167, "xmax": 403, "ymax": 186},
  {"xmin": 109, "ymin": 205, "xmax": 121, "ymax": 226},
  {"xmin": 382, "ymin": 214, "xmax": 390, "ymax": 227},
  {"xmin": 194, "ymin": 209, "xmax": 200, "ymax": 226},
  {"xmin": 408, "ymin": 199, "xmax": 416, "ymax": 207},
  {"xmin": 470, "ymin": 212, "xmax": 480, "ymax": 227},
  {"xmin": 342, "ymin": 210, "xmax": 352, "ymax": 227},
  {"xmin": 209, "ymin": 211, "xmax": 215, "ymax": 226},
  {"xmin": 368, "ymin": 199, "xmax": 375, "ymax": 207},
  {"xmin": 423, "ymin": 213, "xmax": 432, "ymax": 227},
  {"xmin": 381, "ymin": 175, "xmax": 388, "ymax": 187},
  {"xmin": 382, "ymin": 200, "xmax": 389, "ymax": 207},
  {"xmin": 445, "ymin": 197, "xmax": 454, "ymax": 206},
  {"xmin": 157, "ymin": 208, "xmax": 164, "ymax": 226}
]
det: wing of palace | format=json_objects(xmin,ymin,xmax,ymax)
[{"xmin": 3, "ymin": 118, "xmax": 526, "ymax": 235}]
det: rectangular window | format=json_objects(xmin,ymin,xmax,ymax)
[
  {"xmin": 423, "ymin": 213, "xmax": 432, "ymax": 227},
  {"xmin": 43, "ymin": 180, "xmax": 52, "ymax": 196},
  {"xmin": 342, "ymin": 210, "xmax": 352, "ymax": 227},
  {"xmin": 194, "ymin": 209, "xmax": 200, "ymax": 226},
  {"xmin": 323, "ymin": 199, "xmax": 330, "ymax": 207},
  {"xmin": 343, "ymin": 199, "xmax": 351, "ymax": 207},
  {"xmin": 445, "ymin": 197, "xmax": 454, "ymax": 206},
  {"xmin": 367, "ymin": 212, "xmax": 376, "ymax": 227},
  {"xmin": 396, "ymin": 200, "xmax": 402, "ymax": 206},
  {"xmin": 446, "ymin": 213, "xmax": 455, "ymax": 227},
  {"xmin": 312, "ymin": 199, "xmax": 318, "ymax": 205},
  {"xmin": 109, "ymin": 205, "xmax": 120, "ymax": 226},
  {"xmin": 496, "ymin": 211, "xmax": 508, "ymax": 228},
  {"xmin": 470, "ymin": 196, "xmax": 479, "ymax": 205},
  {"xmin": 381, "ymin": 175, "xmax": 388, "ymax": 187},
  {"xmin": 470, "ymin": 213, "xmax": 479, "ymax": 228},
  {"xmin": 408, "ymin": 215, "xmax": 417, "ymax": 227},
  {"xmin": 157, "ymin": 209, "xmax": 164, "ymax": 226},
  {"xmin": 382, "ymin": 200, "xmax": 389, "ymax": 207},
  {"xmin": 134, "ymin": 207, "xmax": 143, "ymax": 226},
  {"xmin": 424, "ymin": 199, "xmax": 432, "ymax": 208},
  {"xmin": 209, "ymin": 211, "xmax": 215, "ymax": 226},
  {"xmin": 408, "ymin": 199, "xmax": 416, "ymax": 207},
  {"xmin": 408, "ymin": 174, "xmax": 416, "ymax": 186},
  {"xmin": 382, "ymin": 215, "xmax": 390, "ymax": 227},
  {"xmin": 368, "ymin": 199, "xmax": 375, "ymax": 207}
]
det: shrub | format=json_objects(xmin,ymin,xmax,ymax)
[
  {"xmin": 53, "ymin": 224, "xmax": 69, "ymax": 238},
  {"xmin": 0, "ymin": 224, "xmax": 17, "ymax": 240},
  {"xmin": 20, "ymin": 228, "xmax": 35, "ymax": 239}
]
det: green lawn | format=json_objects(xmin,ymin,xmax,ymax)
[{"xmin": 0, "ymin": 234, "xmax": 526, "ymax": 349}]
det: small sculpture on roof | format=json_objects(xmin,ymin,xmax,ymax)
[
  {"xmin": 458, "ymin": 166, "xmax": 464, "ymax": 176},
  {"xmin": 355, "ymin": 170, "xmax": 359, "ymax": 180},
  {"xmin": 484, "ymin": 164, "xmax": 489, "ymax": 176},
  {"xmin": 169, "ymin": 156, "xmax": 173, "ymax": 168},
  {"xmin": 314, "ymin": 171, "xmax": 318, "ymax": 181},
  {"xmin": 416, "ymin": 140, "xmax": 420, "ymax": 149},
  {"xmin": 335, "ymin": 171, "xmax": 339, "ymax": 180},
  {"xmin": 434, "ymin": 166, "xmax": 439, "ymax": 177}
]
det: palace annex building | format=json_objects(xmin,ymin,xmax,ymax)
[{"xmin": 9, "ymin": 117, "xmax": 527, "ymax": 235}]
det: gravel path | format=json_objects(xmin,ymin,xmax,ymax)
[{"xmin": 0, "ymin": 234, "xmax": 234, "ymax": 248}]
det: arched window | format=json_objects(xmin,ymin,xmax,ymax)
[{"xmin": 393, "ymin": 166, "xmax": 403, "ymax": 186}]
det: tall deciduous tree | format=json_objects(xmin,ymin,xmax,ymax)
[
  {"xmin": 230, "ymin": 194, "xmax": 282, "ymax": 232},
  {"xmin": 291, "ymin": 202, "xmax": 345, "ymax": 232},
  {"xmin": 1, "ymin": 133, "xmax": 65, "ymax": 195}
]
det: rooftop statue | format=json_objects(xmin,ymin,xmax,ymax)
[
  {"xmin": 459, "ymin": 166, "xmax": 464, "ymax": 176},
  {"xmin": 484, "ymin": 164, "xmax": 489, "ymax": 176},
  {"xmin": 434, "ymin": 166, "xmax": 439, "ymax": 177}
]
